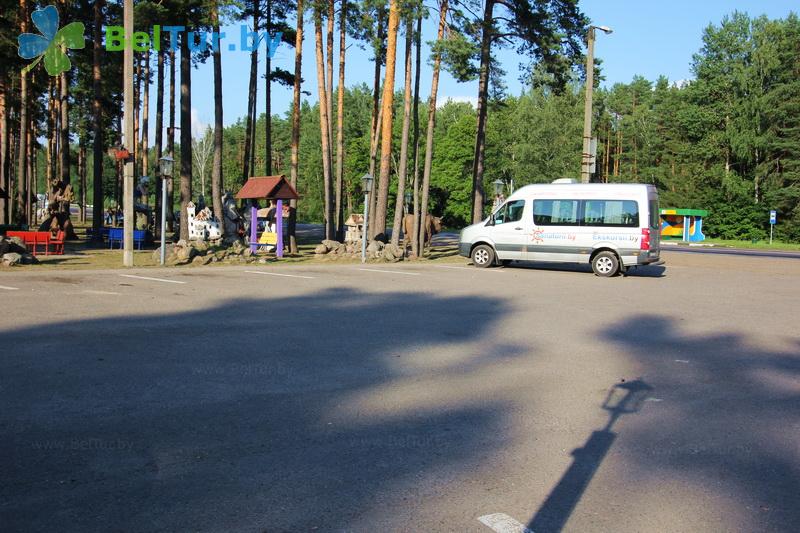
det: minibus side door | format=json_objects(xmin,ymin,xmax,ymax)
[{"xmin": 489, "ymin": 199, "xmax": 528, "ymax": 260}]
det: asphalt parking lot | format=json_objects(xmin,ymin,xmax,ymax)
[{"xmin": 1, "ymin": 251, "xmax": 798, "ymax": 532}]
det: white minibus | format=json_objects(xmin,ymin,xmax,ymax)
[{"xmin": 458, "ymin": 182, "xmax": 661, "ymax": 276}]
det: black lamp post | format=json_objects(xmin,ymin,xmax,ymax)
[
  {"xmin": 158, "ymin": 155, "xmax": 174, "ymax": 265},
  {"xmin": 361, "ymin": 173, "xmax": 374, "ymax": 263}
]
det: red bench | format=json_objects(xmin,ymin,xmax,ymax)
[{"xmin": 6, "ymin": 230, "xmax": 64, "ymax": 256}]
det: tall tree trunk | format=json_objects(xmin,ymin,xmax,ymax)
[
  {"xmin": 335, "ymin": 0, "xmax": 346, "ymax": 239},
  {"xmin": 115, "ymin": 115, "xmax": 121, "ymax": 212},
  {"xmin": 167, "ymin": 48, "xmax": 176, "ymax": 230},
  {"xmin": 134, "ymin": 55, "xmax": 141, "ymax": 177},
  {"xmin": 314, "ymin": 3, "xmax": 334, "ymax": 240},
  {"xmin": 141, "ymin": 49, "xmax": 150, "ymax": 180},
  {"xmin": 326, "ymin": 0, "xmax": 334, "ymax": 159},
  {"xmin": 92, "ymin": 0, "xmax": 105, "ymax": 239},
  {"xmin": 410, "ymin": 11, "xmax": 422, "ymax": 257},
  {"xmin": 54, "ymin": 66, "xmax": 61, "ymax": 180},
  {"xmin": 26, "ymin": 121, "xmax": 33, "ymax": 224},
  {"xmin": 264, "ymin": 0, "xmax": 272, "ymax": 175},
  {"xmin": 289, "ymin": 0, "xmax": 303, "ymax": 253},
  {"xmin": 211, "ymin": 1, "xmax": 225, "ymax": 233},
  {"xmin": 390, "ymin": 16, "xmax": 413, "ymax": 246},
  {"xmin": 16, "ymin": 0, "xmax": 29, "ymax": 225},
  {"xmin": 243, "ymin": 0, "xmax": 260, "ymax": 181},
  {"xmin": 419, "ymin": 0, "xmax": 447, "ymax": 254},
  {"xmin": 78, "ymin": 142, "xmax": 86, "ymax": 222},
  {"xmin": 45, "ymin": 79, "xmax": 54, "ymax": 187},
  {"xmin": 153, "ymin": 39, "xmax": 164, "ymax": 237},
  {"xmin": 368, "ymin": 9, "xmax": 385, "ymax": 179},
  {"xmin": 0, "ymin": 74, "xmax": 8, "ymax": 225},
  {"xmin": 470, "ymin": 0, "xmax": 493, "ymax": 224},
  {"xmin": 60, "ymin": 69, "xmax": 70, "ymax": 185},
  {"xmin": 372, "ymin": 0, "xmax": 400, "ymax": 238},
  {"xmin": 179, "ymin": 33, "xmax": 193, "ymax": 241}
]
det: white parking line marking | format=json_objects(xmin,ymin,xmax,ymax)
[
  {"xmin": 645, "ymin": 397, "xmax": 664, "ymax": 402},
  {"xmin": 0, "ymin": 285, "xmax": 20, "ymax": 291},
  {"xmin": 83, "ymin": 290, "xmax": 122, "ymax": 295},
  {"xmin": 478, "ymin": 513, "xmax": 534, "ymax": 533},
  {"xmin": 358, "ymin": 268, "xmax": 421, "ymax": 276},
  {"xmin": 435, "ymin": 265, "xmax": 504, "ymax": 272},
  {"xmin": 119, "ymin": 274, "xmax": 186, "ymax": 284},
  {"xmin": 675, "ymin": 359, "xmax": 690, "ymax": 363},
  {"xmin": 245, "ymin": 270, "xmax": 315, "ymax": 279}
]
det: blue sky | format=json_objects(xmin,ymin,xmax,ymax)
[{"xmin": 171, "ymin": 0, "xmax": 797, "ymax": 137}]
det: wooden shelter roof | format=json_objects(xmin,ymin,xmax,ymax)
[{"xmin": 235, "ymin": 176, "xmax": 299, "ymax": 200}]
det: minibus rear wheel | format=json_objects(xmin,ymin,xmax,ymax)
[
  {"xmin": 471, "ymin": 244, "xmax": 495, "ymax": 268},
  {"xmin": 591, "ymin": 250, "xmax": 620, "ymax": 277}
]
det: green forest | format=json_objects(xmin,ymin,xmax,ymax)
[{"xmin": 2, "ymin": 1, "xmax": 799, "ymax": 249}]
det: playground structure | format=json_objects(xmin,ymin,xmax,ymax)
[
  {"xmin": 660, "ymin": 208, "xmax": 708, "ymax": 242},
  {"xmin": 235, "ymin": 176, "xmax": 300, "ymax": 258}
]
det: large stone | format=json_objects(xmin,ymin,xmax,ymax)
[
  {"xmin": 384, "ymin": 243, "xmax": 404, "ymax": 259},
  {"xmin": 230, "ymin": 240, "xmax": 245, "ymax": 255},
  {"xmin": 192, "ymin": 255, "xmax": 213, "ymax": 265},
  {"xmin": 366, "ymin": 240, "xmax": 384, "ymax": 254},
  {"xmin": 314, "ymin": 244, "xmax": 329, "ymax": 254},
  {"xmin": 192, "ymin": 240, "xmax": 209, "ymax": 253},
  {"xmin": 20, "ymin": 253, "xmax": 39, "ymax": 265},
  {"xmin": 321, "ymin": 239, "xmax": 341, "ymax": 250},
  {"xmin": 243, "ymin": 247, "xmax": 254, "ymax": 258},
  {"xmin": 2, "ymin": 252, "xmax": 22, "ymax": 266},
  {"xmin": 175, "ymin": 245, "xmax": 197, "ymax": 264},
  {"xmin": 152, "ymin": 244, "xmax": 176, "ymax": 262},
  {"xmin": 9, "ymin": 237, "xmax": 27, "ymax": 251}
]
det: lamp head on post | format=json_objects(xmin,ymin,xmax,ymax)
[
  {"xmin": 159, "ymin": 155, "xmax": 174, "ymax": 179},
  {"xmin": 361, "ymin": 173, "xmax": 374, "ymax": 194},
  {"xmin": 593, "ymin": 25, "xmax": 613, "ymax": 34},
  {"xmin": 493, "ymin": 179, "xmax": 505, "ymax": 196}
]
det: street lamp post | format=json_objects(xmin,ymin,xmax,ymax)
[
  {"xmin": 493, "ymin": 179, "xmax": 505, "ymax": 210},
  {"xmin": 361, "ymin": 173, "xmax": 374, "ymax": 263},
  {"xmin": 581, "ymin": 25, "xmax": 612, "ymax": 184},
  {"xmin": 158, "ymin": 156, "xmax": 174, "ymax": 266}
]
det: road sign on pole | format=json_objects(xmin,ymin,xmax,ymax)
[{"xmin": 769, "ymin": 210, "xmax": 776, "ymax": 244}]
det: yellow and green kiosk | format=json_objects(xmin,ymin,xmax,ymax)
[{"xmin": 660, "ymin": 208, "xmax": 708, "ymax": 242}]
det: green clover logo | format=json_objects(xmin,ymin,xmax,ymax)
[{"xmin": 18, "ymin": 5, "xmax": 85, "ymax": 76}]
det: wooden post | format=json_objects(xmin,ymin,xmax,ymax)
[
  {"xmin": 250, "ymin": 205, "xmax": 257, "ymax": 253},
  {"xmin": 276, "ymin": 199, "xmax": 283, "ymax": 258}
]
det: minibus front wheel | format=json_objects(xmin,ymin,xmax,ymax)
[
  {"xmin": 471, "ymin": 244, "xmax": 495, "ymax": 268},
  {"xmin": 591, "ymin": 250, "xmax": 620, "ymax": 277}
]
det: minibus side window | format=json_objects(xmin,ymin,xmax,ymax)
[
  {"xmin": 533, "ymin": 200, "xmax": 580, "ymax": 226},
  {"xmin": 493, "ymin": 200, "xmax": 525, "ymax": 224},
  {"xmin": 582, "ymin": 200, "xmax": 639, "ymax": 227},
  {"xmin": 649, "ymin": 199, "xmax": 659, "ymax": 229}
]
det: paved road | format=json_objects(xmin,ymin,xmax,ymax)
[
  {"xmin": 1, "ymin": 251, "xmax": 798, "ymax": 532},
  {"xmin": 664, "ymin": 244, "xmax": 800, "ymax": 259}
]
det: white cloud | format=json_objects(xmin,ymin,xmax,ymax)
[{"xmin": 438, "ymin": 96, "xmax": 478, "ymax": 109}]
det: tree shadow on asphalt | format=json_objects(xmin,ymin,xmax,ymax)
[
  {"xmin": 596, "ymin": 315, "xmax": 800, "ymax": 531},
  {"xmin": 0, "ymin": 288, "xmax": 524, "ymax": 532}
]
